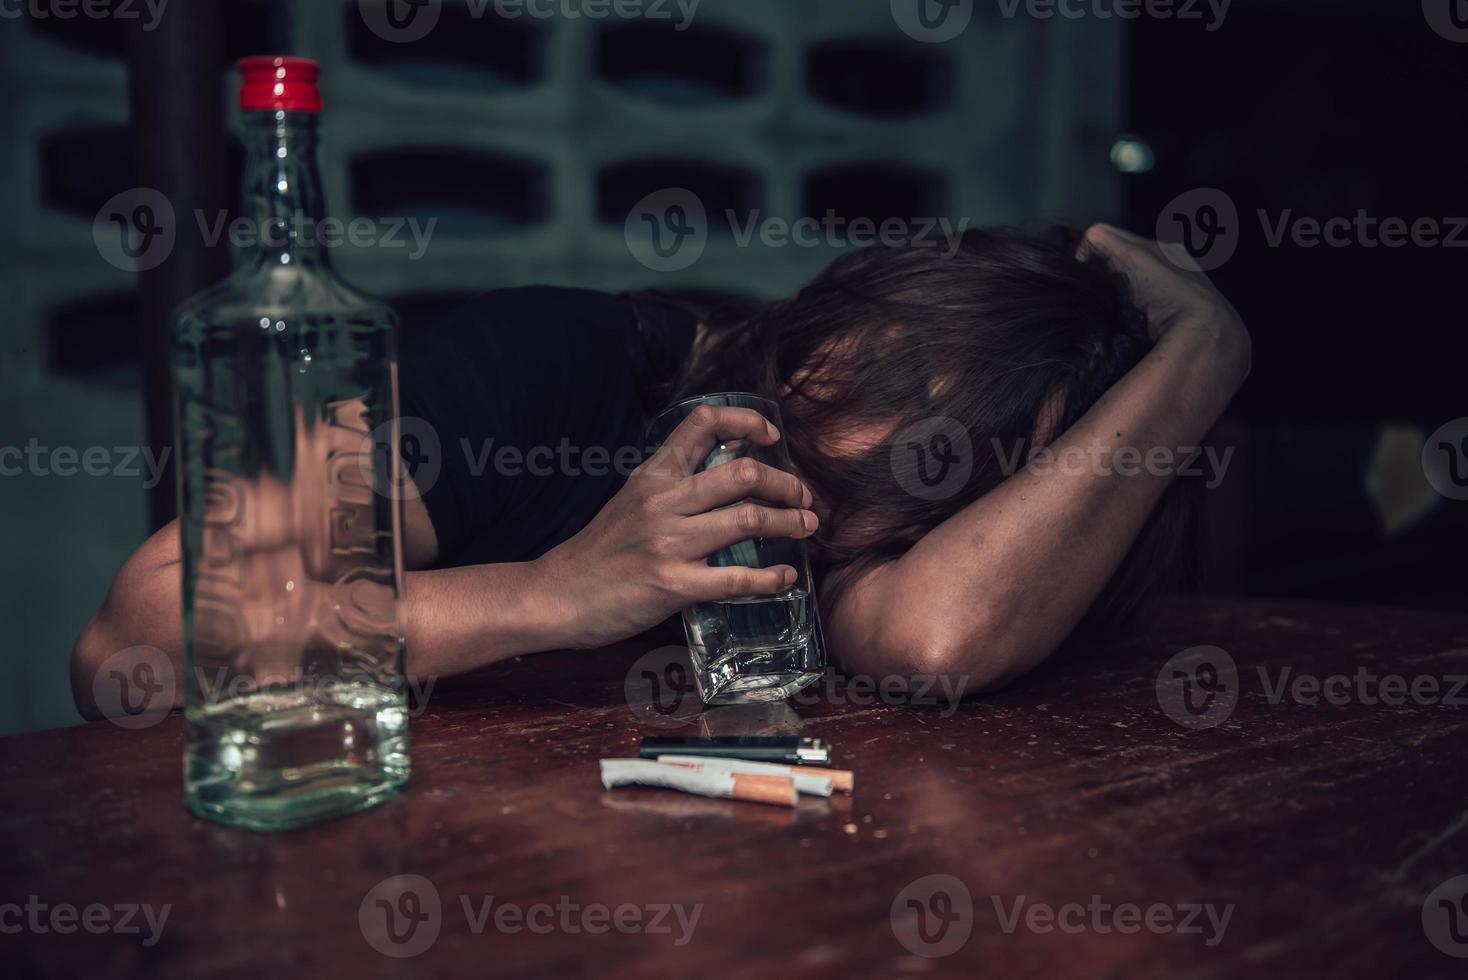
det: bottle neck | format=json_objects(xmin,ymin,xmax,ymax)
[{"xmin": 240, "ymin": 111, "xmax": 329, "ymax": 271}]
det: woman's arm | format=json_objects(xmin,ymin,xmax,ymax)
[
  {"xmin": 825, "ymin": 224, "xmax": 1252, "ymax": 692},
  {"xmin": 72, "ymin": 405, "xmax": 818, "ymax": 717}
]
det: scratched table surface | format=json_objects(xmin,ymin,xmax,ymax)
[{"xmin": 3, "ymin": 596, "xmax": 1468, "ymax": 979}]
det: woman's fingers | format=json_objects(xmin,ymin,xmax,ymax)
[
  {"xmin": 681, "ymin": 503, "xmax": 817, "ymax": 557},
  {"xmin": 646, "ymin": 405, "xmax": 779, "ymax": 478},
  {"xmin": 677, "ymin": 456, "xmax": 811, "ymax": 515},
  {"xmin": 689, "ymin": 564, "xmax": 799, "ymax": 602}
]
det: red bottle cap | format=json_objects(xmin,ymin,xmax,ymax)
[{"xmin": 237, "ymin": 56, "xmax": 322, "ymax": 113}]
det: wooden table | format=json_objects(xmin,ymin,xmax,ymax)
[{"xmin": 3, "ymin": 597, "xmax": 1468, "ymax": 978}]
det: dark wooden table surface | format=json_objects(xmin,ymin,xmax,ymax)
[{"xmin": 3, "ymin": 597, "xmax": 1468, "ymax": 979}]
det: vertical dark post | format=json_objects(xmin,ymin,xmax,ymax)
[{"xmin": 128, "ymin": 5, "xmax": 231, "ymax": 530}]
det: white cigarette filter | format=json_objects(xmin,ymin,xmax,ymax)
[
  {"xmin": 599, "ymin": 759, "xmax": 798, "ymax": 808},
  {"xmin": 652, "ymin": 755, "xmax": 853, "ymax": 794}
]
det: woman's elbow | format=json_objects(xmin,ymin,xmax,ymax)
[
  {"xmin": 871, "ymin": 606, "xmax": 1058, "ymax": 699},
  {"xmin": 71, "ymin": 614, "xmax": 116, "ymax": 720}
]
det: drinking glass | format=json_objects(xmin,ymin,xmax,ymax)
[{"xmin": 646, "ymin": 393, "xmax": 826, "ymax": 704}]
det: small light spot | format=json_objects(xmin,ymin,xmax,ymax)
[{"xmin": 1109, "ymin": 136, "xmax": 1155, "ymax": 174}]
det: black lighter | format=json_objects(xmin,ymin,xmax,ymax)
[{"xmin": 636, "ymin": 736, "xmax": 831, "ymax": 765}]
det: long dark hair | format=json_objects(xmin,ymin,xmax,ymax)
[{"xmin": 673, "ymin": 226, "xmax": 1195, "ymax": 628}]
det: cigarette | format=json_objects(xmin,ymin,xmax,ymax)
[
  {"xmin": 599, "ymin": 759, "xmax": 798, "ymax": 808},
  {"xmin": 652, "ymin": 754, "xmax": 854, "ymax": 794}
]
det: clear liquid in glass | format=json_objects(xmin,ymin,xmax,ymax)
[{"xmin": 684, "ymin": 587, "xmax": 824, "ymax": 703}]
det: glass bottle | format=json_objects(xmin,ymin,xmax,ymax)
[{"xmin": 172, "ymin": 56, "xmax": 409, "ymax": 830}]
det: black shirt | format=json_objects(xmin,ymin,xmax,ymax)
[{"xmin": 397, "ymin": 287, "xmax": 697, "ymax": 568}]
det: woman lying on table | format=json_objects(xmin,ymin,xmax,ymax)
[{"xmin": 71, "ymin": 224, "xmax": 1250, "ymax": 715}]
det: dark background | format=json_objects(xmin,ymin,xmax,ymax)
[{"xmin": 0, "ymin": 0, "xmax": 1462, "ymax": 732}]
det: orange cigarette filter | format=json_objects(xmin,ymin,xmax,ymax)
[{"xmin": 730, "ymin": 773, "xmax": 799, "ymax": 807}]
